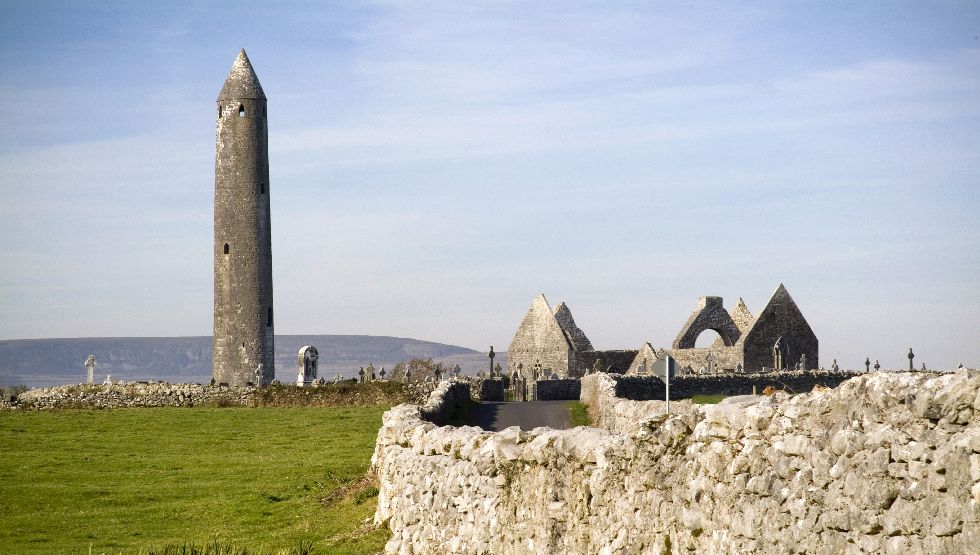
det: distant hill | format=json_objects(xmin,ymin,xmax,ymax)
[{"xmin": 0, "ymin": 336, "xmax": 504, "ymax": 388}]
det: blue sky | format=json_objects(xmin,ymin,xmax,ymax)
[{"xmin": 1, "ymin": 1, "xmax": 978, "ymax": 370}]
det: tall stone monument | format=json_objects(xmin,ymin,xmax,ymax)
[{"xmin": 212, "ymin": 50, "xmax": 275, "ymax": 387}]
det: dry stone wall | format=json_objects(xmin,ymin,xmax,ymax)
[
  {"xmin": 534, "ymin": 378, "xmax": 581, "ymax": 400},
  {"xmin": 612, "ymin": 369, "xmax": 863, "ymax": 400},
  {"xmin": 373, "ymin": 369, "xmax": 979, "ymax": 554},
  {"xmin": 12, "ymin": 382, "xmax": 252, "ymax": 409}
]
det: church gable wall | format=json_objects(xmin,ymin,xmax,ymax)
[
  {"xmin": 741, "ymin": 285, "xmax": 818, "ymax": 371},
  {"xmin": 672, "ymin": 296, "xmax": 742, "ymax": 349},
  {"xmin": 507, "ymin": 295, "xmax": 572, "ymax": 377}
]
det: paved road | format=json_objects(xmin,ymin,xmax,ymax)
[{"xmin": 469, "ymin": 401, "xmax": 572, "ymax": 432}]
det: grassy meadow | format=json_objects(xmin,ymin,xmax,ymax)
[{"xmin": 0, "ymin": 406, "xmax": 391, "ymax": 554}]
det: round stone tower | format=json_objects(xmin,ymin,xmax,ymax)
[{"xmin": 212, "ymin": 49, "xmax": 274, "ymax": 387}]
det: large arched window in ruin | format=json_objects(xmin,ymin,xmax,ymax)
[
  {"xmin": 238, "ymin": 104, "xmax": 245, "ymax": 117},
  {"xmin": 694, "ymin": 329, "xmax": 729, "ymax": 348}
]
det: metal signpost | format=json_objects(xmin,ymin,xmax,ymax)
[{"xmin": 653, "ymin": 355, "xmax": 676, "ymax": 414}]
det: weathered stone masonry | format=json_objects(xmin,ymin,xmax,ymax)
[
  {"xmin": 213, "ymin": 50, "xmax": 275, "ymax": 387},
  {"xmin": 373, "ymin": 370, "xmax": 979, "ymax": 554}
]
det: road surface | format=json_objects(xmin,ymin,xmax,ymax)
[{"xmin": 469, "ymin": 400, "xmax": 572, "ymax": 431}]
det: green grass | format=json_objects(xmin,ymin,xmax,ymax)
[
  {"xmin": 567, "ymin": 401, "xmax": 591, "ymax": 427},
  {"xmin": 0, "ymin": 407, "xmax": 391, "ymax": 554},
  {"xmin": 690, "ymin": 394, "xmax": 727, "ymax": 404}
]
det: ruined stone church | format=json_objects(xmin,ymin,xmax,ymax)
[{"xmin": 508, "ymin": 284, "xmax": 818, "ymax": 376}]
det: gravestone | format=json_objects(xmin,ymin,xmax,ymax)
[
  {"xmin": 908, "ymin": 348, "xmax": 914, "ymax": 371},
  {"xmin": 832, "ymin": 359, "xmax": 839, "ymax": 371},
  {"xmin": 296, "ymin": 346, "xmax": 318, "ymax": 387},
  {"xmin": 358, "ymin": 367, "xmax": 366, "ymax": 384}
]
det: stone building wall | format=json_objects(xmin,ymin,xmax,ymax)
[
  {"xmin": 577, "ymin": 350, "xmax": 639, "ymax": 374},
  {"xmin": 667, "ymin": 345, "xmax": 743, "ymax": 373},
  {"xmin": 373, "ymin": 369, "xmax": 979, "ymax": 554}
]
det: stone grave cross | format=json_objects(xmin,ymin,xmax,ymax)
[{"xmin": 84, "ymin": 355, "xmax": 97, "ymax": 385}]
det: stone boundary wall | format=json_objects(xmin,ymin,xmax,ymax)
[
  {"xmin": 418, "ymin": 380, "xmax": 471, "ymax": 426},
  {"xmin": 11, "ymin": 382, "xmax": 253, "ymax": 410},
  {"xmin": 473, "ymin": 378, "xmax": 504, "ymax": 402},
  {"xmin": 613, "ymin": 369, "xmax": 865, "ymax": 401},
  {"xmin": 5, "ymin": 380, "xmax": 422, "ymax": 410},
  {"xmin": 373, "ymin": 369, "xmax": 979, "ymax": 554},
  {"xmin": 534, "ymin": 378, "xmax": 581, "ymax": 400},
  {"xmin": 578, "ymin": 372, "xmax": 685, "ymax": 434}
]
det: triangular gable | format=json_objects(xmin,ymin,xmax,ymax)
[
  {"xmin": 553, "ymin": 302, "xmax": 594, "ymax": 352},
  {"xmin": 627, "ymin": 342, "xmax": 660, "ymax": 375},
  {"xmin": 672, "ymin": 296, "xmax": 742, "ymax": 349},
  {"xmin": 741, "ymin": 283, "xmax": 816, "ymax": 344},
  {"xmin": 509, "ymin": 294, "xmax": 573, "ymax": 351},
  {"xmin": 713, "ymin": 298, "xmax": 754, "ymax": 348}
]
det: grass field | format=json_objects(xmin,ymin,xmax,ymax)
[
  {"xmin": 690, "ymin": 394, "xmax": 728, "ymax": 404},
  {"xmin": 567, "ymin": 401, "xmax": 591, "ymax": 427},
  {"xmin": 0, "ymin": 407, "xmax": 391, "ymax": 554}
]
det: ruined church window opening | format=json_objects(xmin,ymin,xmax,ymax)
[
  {"xmin": 238, "ymin": 104, "xmax": 245, "ymax": 117},
  {"xmin": 694, "ymin": 329, "xmax": 725, "ymax": 349},
  {"xmin": 223, "ymin": 243, "xmax": 229, "ymax": 255},
  {"xmin": 773, "ymin": 337, "xmax": 788, "ymax": 370}
]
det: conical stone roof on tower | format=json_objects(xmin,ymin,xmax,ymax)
[{"xmin": 219, "ymin": 49, "xmax": 266, "ymax": 100}]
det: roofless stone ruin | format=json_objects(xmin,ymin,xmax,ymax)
[{"xmin": 508, "ymin": 283, "xmax": 818, "ymax": 377}]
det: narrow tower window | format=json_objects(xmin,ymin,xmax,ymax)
[
  {"xmin": 238, "ymin": 104, "xmax": 245, "ymax": 117},
  {"xmin": 260, "ymin": 183, "xmax": 265, "ymax": 194},
  {"xmin": 267, "ymin": 307, "xmax": 273, "ymax": 327},
  {"xmin": 218, "ymin": 105, "xmax": 222, "ymax": 118},
  {"xmin": 223, "ymin": 243, "xmax": 229, "ymax": 255},
  {"xmin": 263, "ymin": 106, "xmax": 267, "ymax": 118}
]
